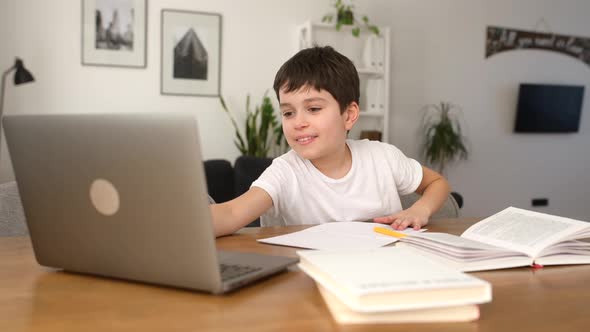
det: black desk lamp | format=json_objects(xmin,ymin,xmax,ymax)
[{"xmin": 0, "ymin": 58, "xmax": 35, "ymax": 154}]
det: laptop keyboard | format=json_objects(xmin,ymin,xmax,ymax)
[{"xmin": 220, "ymin": 263, "xmax": 263, "ymax": 281}]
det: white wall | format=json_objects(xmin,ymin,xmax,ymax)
[
  {"xmin": 2, "ymin": 0, "xmax": 589, "ymax": 220},
  {"xmin": 364, "ymin": 0, "xmax": 590, "ymax": 220},
  {"xmin": 0, "ymin": 0, "xmax": 329, "ymax": 180}
]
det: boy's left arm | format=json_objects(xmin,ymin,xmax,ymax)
[{"xmin": 373, "ymin": 166, "xmax": 450, "ymax": 230}]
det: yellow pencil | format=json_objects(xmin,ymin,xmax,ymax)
[{"xmin": 373, "ymin": 226, "xmax": 408, "ymax": 238}]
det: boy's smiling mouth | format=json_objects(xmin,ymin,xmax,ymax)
[{"xmin": 295, "ymin": 135, "xmax": 318, "ymax": 144}]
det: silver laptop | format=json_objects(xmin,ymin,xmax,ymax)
[{"xmin": 3, "ymin": 112, "xmax": 298, "ymax": 294}]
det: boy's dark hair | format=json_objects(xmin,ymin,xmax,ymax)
[{"xmin": 273, "ymin": 46, "xmax": 359, "ymax": 113}]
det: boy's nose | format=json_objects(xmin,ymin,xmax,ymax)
[{"xmin": 294, "ymin": 113, "xmax": 309, "ymax": 129}]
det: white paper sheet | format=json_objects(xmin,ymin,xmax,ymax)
[{"xmin": 258, "ymin": 222, "xmax": 425, "ymax": 250}]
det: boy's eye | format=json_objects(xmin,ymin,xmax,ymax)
[
  {"xmin": 308, "ymin": 107, "xmax": 321, "ymax": 113},
  {"xmin": 282, "ymin": 111, "xmax": 294, "ymax": 118}
]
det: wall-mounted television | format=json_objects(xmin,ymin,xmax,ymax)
[{"xmin": 514, "ymin": 83, "xmax": 585, "ymax": 133}]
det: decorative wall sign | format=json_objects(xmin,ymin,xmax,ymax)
[
  {"xmin": 486, "ymin": 26, "xmax": 590, "ymax": 67},
  {"xmin": 161, "ymin": 9, "xmax": 222, "ymax": 97}
]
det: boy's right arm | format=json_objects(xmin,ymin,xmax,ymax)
[{"xmin": 209, "ymin": 187, "xmax": 273, "ymax": 237}]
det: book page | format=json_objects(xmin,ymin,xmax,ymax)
[
  {"xmin": 462, "ymin": 207, "xmax": 590, "ymax": 258},
  {"xmin": 397, "ymin": 244, "xmax": 533, "ymax": 272},
  {"xmin": 317, "ymin": 284, "xmax": 480, "ymax": 323},
  {"xmin": 258, "ymin": 222, "xmax": 424, "ymax": 250},
  {"xmin": 403, "ymin": 233, "xmax": 519, "ymax": 258},
  {"xmin": 537, "ymin": 240, "xmax": 590, "ymax": 257}
]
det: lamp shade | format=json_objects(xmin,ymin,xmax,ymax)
[{"xmin": 14, "ymin": 58, "xmax": 34, "ymax": 85}]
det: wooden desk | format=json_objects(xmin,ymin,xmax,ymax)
[{"xmin": 1, "ymin": 218, "xmax": 590, "ymax": 332}]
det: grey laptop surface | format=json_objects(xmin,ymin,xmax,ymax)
[{"xmin": 3, "ymin": 113, "xmax": 298, "ymax": 294}]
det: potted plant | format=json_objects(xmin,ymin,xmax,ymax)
[
  {"xmin": 219, "ymin": 93, "xmax": 288, "ymax": 198},
  {"xmin": 322, "ymin": 0, "xmax": 379, "ymax": 37},
  {"xmin": 219, "ymin": 93, "xmax": 287, "ymax": 158},
  {"xmin": 420, "ymin": 102, "xmax": 469, "ymax": 175}
]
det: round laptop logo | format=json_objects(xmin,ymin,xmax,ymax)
[{"xmin": 89, "ymin": 179, "xmax": 120, "ymax": 216}]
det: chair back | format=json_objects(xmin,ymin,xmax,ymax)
[
  {"xmin": 0, "ymin": 181, "xmax": 28, "ymax": 236},
  {"xmin": 203, "ymin": 159, "xmax": 235, "ymax": 203},
  {"xmin": 203, "ymin": 157, "xmax": 273, "ymax": 227},
  {"xmin": 399, "ymin": 193, "xmax": 460, "ymax": 219}
]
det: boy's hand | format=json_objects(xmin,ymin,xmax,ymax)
[{"xmin": 373, "ymin": 206, "xmax": 430, "ymax": 230}]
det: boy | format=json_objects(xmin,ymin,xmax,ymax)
[{"xmin": 211, "ymin": 46, "xmax": 450, "ymax": 237}]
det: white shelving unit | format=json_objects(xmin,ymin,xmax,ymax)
[{"xmin": 297, "ymin": 21, "xmax": 390, "ymax": 142}]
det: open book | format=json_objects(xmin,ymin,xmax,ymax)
[
  {"xmin": 397, "ymin": 207, "xmax": 590, "ymax": 272},
  {"xmin": 297, "ymin": 247, "xmax": 491, "ymax": 313}
]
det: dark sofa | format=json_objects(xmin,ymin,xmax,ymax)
[{"xmin": 204, "ymin": 156, "xmax": 273, "ymax": 227}]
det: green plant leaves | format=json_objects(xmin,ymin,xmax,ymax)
[
  {"xmin": 421, "ymin": 102, "xmax": 469, "ymax": 174},
  {"xmin": 219, "ymin": 93, "xmax": 287, "ymax": 158},
  {"xmin": 219, "ymin": 95, "xmax": 247, "ymax": 154},
  {"xmin": 368, "ymin": 25, "xmax": 380, "ymax": 36},
  {"xmin": 322, "ymin": 1, "xmax": 379, "ymax": 37}
]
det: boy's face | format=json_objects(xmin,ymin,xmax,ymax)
[{"xmin": 279, "ymin": 85, "xmax": 358, "ymax": 163}]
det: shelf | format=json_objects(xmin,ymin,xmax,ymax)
[
  {"xmin": 298, "ymin": 20, "xmax": 390, "ymax": 143},
  {"xmin": 359, "ymin": 111, "xmax": 384, "ymax": 117},
  {"xmin": 357, "ymin": 67, "xmax": 384, "ymax": 78},
  {"xmin": 310, "ymin": 22, "xmax": 338, "ymax": 29},
  {"xmin": 307, "ymin": 22, "xmax": 376, "ymax": 35}
]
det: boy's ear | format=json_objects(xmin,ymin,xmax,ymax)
[{"xmin": 343, "ymin": 102, "xmax": 360, "ymax": 130}]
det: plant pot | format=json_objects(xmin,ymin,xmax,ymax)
[{"xmin": 337, "ymin": 10, "xmax": 354, "ymax": 25}]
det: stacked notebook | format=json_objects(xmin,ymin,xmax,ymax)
[{"xmin": 297, "ymin": 247, "xmax": 492, "ymax": 324}]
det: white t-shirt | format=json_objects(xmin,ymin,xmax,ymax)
[{"xmin": 251, "ymin": 139, "xmax": 423, "ymax": 227}]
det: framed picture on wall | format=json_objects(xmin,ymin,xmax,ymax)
[
  {"xmin": 161, "ymin": 9, "xmax": 222, "ymax": 97},
  {"xmin": 81, "ymin": 0, "xmax": 147, "ymax": 68}
]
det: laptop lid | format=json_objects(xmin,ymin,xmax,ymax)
[{"xmin": 3, "ymin": 113, "xmax": 295, "ymax": 293}]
